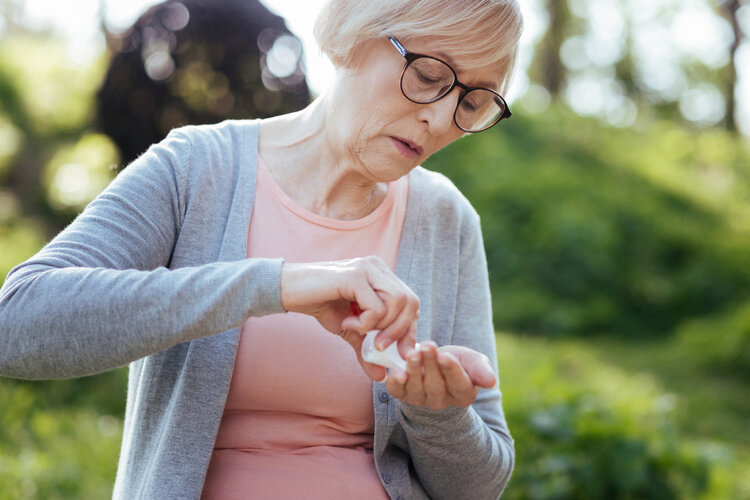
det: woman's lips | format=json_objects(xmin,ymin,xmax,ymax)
[{"xmin": 390, "ymin": 137, "xmax": 424, "ymax": 158}]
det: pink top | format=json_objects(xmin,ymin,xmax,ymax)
[{"xmin": 201, "ymin": 157, "xmax": 409, "ymax": 499}]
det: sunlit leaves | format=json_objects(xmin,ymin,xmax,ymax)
[
  {"xmin": 168, "ymin": 59, "xmax": 233, "ymax": 115},
  {"xmin": 0, "ymin": 217, "xmax": 45, "ymax": 281},
  {"xmin": 0, "ymin": 116, "xmax": 23, "ymax": 177},
  {"xmin": 43, "ymin": 133, "xmax": 118, "ymax": 211},
  {"xmin": 0, "ymin": 35, "xmax": 106, "ymax": 137}
]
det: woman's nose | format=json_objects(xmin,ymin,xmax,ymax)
[{"xmin": 417, "ymin": 89, "xmax": 460, "ymax": 136}]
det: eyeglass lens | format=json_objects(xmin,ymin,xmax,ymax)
[{"xmin": 401, "ymin": 57, "xmax": 507, "ymax": 132}]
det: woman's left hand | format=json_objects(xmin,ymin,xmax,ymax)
[{"xmin": 384, "ymin": 341, "xmax": 497, "ymax": 410}]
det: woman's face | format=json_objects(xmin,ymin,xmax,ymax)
[{"xmin": 325, "ymin": 37, "xmax": 501, "ymax": 182}]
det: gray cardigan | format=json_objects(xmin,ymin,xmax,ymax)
[{"xmin": 0, "ymin": 120, "xmax": 513, "ymax": 499}]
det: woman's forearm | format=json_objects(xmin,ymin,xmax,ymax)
[
  {"xmin": 397, "ymin": 395, "xmax": 514, "ymax": 499},
  {"xmin": 0, "ymin": 258, "xmax": 284, "ymax": 379}
]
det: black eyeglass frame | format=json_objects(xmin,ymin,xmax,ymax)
[{"xmin": 388, "ymin": 36, "xmax": 511, "ymax": 133}]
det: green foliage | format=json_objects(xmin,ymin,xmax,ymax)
[
  {"xmin": 426, "ymin": 106, "xmax": 750, "ymax": 337},
  {"xmin": 1, "ymin": 19, "xmax": 749, "ymax": 500},
  {"xmin": 43, "ymin": 133, "xmax": 118, "ymax": 212},
  {"xmin": 508, "ymin": 396, "xmax": 709, "ymax": 500},
  {"xmin": 678, "ymin": 303, "xmax": 750, "ymax": 375},
  {"xmin": 0, "ymin": 35, "xmax": 105, "ymax": 138},
  {"xmin": 0, "ymin": 115, "xmax": 23, "ymax": 177},
  {"xmin": 0, "ymin": 370, "xmax": 127, "ymax": 499},
  {"xmin": 0, "ymin": 217, "xmax": 45, "ymax": 282},
  {"xmin": 0, "ymin": 31, "xmax": 119, "ymax": 238},
  {"xmin": 497, "ymin": 333, "xmax": 740, "ymax": 500}
]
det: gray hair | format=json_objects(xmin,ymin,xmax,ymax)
[{"xmin": 313, "ymin": 0, "xmax": 523, "ymax": 93}]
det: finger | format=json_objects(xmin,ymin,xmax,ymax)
[
  {"xmin": 349, "ymin": 258, "xmax": 399, "ymax": 322},
  {"xmin": 455, "ymin": 351, "xmax": 497, "ymax": 389},
  {"xmin": 372, "ymin": 287, "xmax": 408, "ymax": 331},
  {"xmin": 359, "ymin": 258, "xmax": 418, "ymax": 335},
  {"xmin": 374, "ymin": 291, "xmax": 419, "ymax": 350},
  {"xmin": 438, "ymin": 345, "xmax": 498, "ymax": 389},
  {"xmin": 341, "ymin": 288, "xmax": 387, "ymax": 333},
  {"xmin": 437, "ymin": 352, "xmax": 479, "ymax": 407},
  {"xmin": 384, "ymin": 367, "xmax": 408, "ymax": 399},
  {"xmin": 403, "ymin": 347, "xmax": 425, "ymax": 406},
  {"xmin": 395, "ymin": 320, "xmax": 418, "ymax": 360},
  {"xmin": 420, "ymin": 342, "xmax": 449, "ymax": 409}
]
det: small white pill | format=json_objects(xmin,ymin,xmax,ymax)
[{"xmin": 361, "ymin": 330, "xmax": 406, "ymax": 371}]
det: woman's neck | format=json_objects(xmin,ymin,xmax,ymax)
[{"xmin": 258, "ymin": 93, "xmax": 388, "ymax": 221}]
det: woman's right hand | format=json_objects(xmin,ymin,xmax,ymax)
[{"xmin": 280, "ymin": 256, "xmax": 419, "ymax": 380}]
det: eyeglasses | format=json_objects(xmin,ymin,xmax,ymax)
[{"xmin": 389, "ymin": 36, "xmax": 511, "ymax": 133}]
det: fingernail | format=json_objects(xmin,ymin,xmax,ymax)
[{"xmin": 376, "ymin": 338, "xmax": 391, "ymax": 351}]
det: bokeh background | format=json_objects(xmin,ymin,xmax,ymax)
[{"xmin": 1, "ymin": 0, "xmax": 749, "ymax": 498}]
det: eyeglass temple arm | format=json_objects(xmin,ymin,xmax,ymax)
[{"xmin": 388, "ymin": 36, "xmax": 408, "ymax": 57}]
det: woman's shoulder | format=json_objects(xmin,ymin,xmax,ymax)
[
  {"xmin": 146, "ymin": 119, "xmax": 259, "ymax": 181},
  {"xmin": 409, "ymin": 166, "xmax": 479, "ymax": 223},
  {"xmin": 110, "ymin": 119, "xmax": 261, "ymax": 214},
  {"xmin": 166, "ymin": 119, "xmax": 259, "ymax": 152}
]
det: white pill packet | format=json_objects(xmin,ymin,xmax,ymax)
[{"xmin": 361, "ymin": 330, "xmax": 406, "ymax": 371}]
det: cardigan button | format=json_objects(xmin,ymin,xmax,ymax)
[
  {"xmin": 381, "ymin": 473, "xmax": 392, "ymax": 484},
  {"xmin": 378, "ymin": 391, "xmax": 389, "ymax": 403}
]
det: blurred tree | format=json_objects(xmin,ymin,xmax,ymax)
[
  {"xmin": 526, "ymin": 0, "xmax": 742, "ymax": 133},
  {"xmin": 531, "ymin": 0, "xmax": 573, "ymax": 98},
  {"xmin": 96, "ymin": 0, "xmax": 311, "ymax": 166},
  {"xmin": 0, "ymin": 10, "xmax": 106, "ymax": 234},
  {"xmin": 0, "ymin": 0, "xmax": 311, "ymax": 241},
  {"xmin": 719, "ymin": 0, "xmax": 746, "ymax": 132}
]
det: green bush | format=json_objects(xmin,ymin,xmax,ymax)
[
  {"xmin": 426, "ymin": 107, "xmax": 750, "ymax": 337},
  {"xmin": 497, "ymin": 333, "xmax": 735, "ymax": 500},
  {"xmin": 0, "ymin": 370, "xmax": 127, "ymax": 499},
  {"xmin": 505, "ymin": 395, "xmax": 710, "ymax": 500}
]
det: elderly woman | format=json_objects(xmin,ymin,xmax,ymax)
[{"xmin": 0, "ymin": 0, "xmax": 523, "ymax": 498}]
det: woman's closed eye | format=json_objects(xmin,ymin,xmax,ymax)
[
  {"xmin": 415, "ymin": 68, "xmax": 442, "ymax": 85},
  {"xmin": 459, "ymin": 98, "xmax": 478, "ymax": 112},
  {"xmin": 461, "ymin": 93, "xmax": 493, "ymax": 113}
]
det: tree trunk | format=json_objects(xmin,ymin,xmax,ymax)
[
  {"xmin": 540, "ymin": 0, "xmax": 568, "ymax": 97},
  {"xmin": 720, "ymin": 0, "xmax": 742, "ymax": 132}
]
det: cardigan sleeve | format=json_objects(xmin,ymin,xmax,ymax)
[
  {"xmin": 0, "ymin": 129, "xmax": 284, "ymax": 380},
  {"xmin": 396, "ymin": 208, "xmax": 514, "ymax": 499}
]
